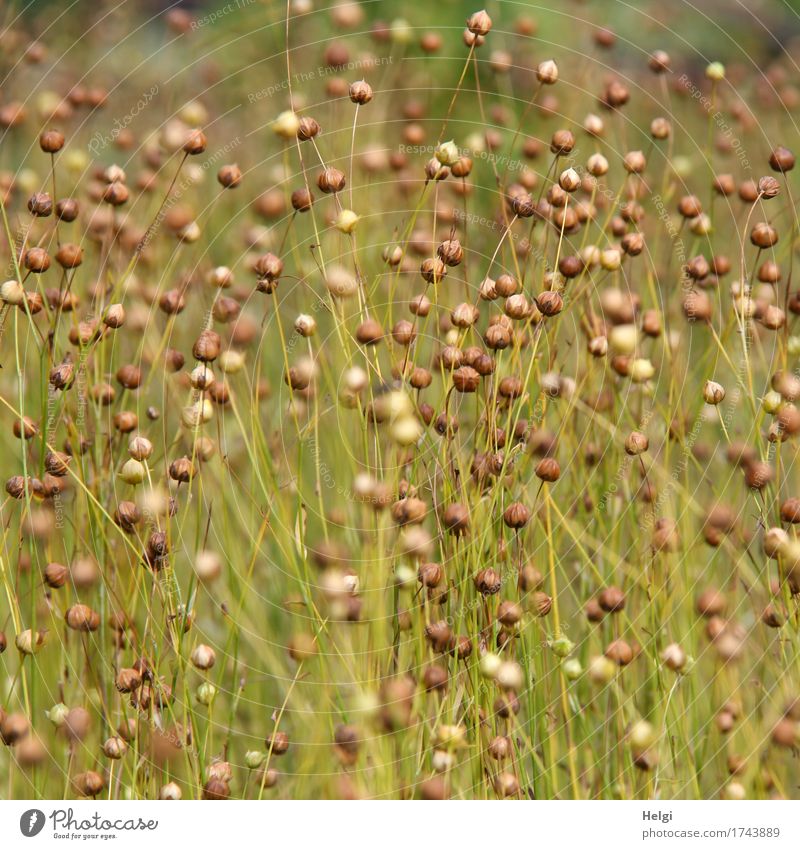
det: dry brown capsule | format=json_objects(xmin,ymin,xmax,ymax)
[
  {"xmin": 758, "ymin": 176, "xmax": 780, "ymax": 199},
  {"xmin": 297, "ymin": 116, "xmax": 320, "ymax": 141},
  {"xmin": 437, "ymin": 239, "xmax": 463, "ymax": 266},
  {"xmin": 418, "ymin": 561, "xmax": 443, "ymax": 588},
  {"xmin": 103, "ymin": 182, "xmax": 129, "ymax": 205},
  {"xmin": 535, "ymin": 457, "xmax": 560, "ymax": 482},
  {"xmin": 605, "ymin": 638, "xmax": 634, "ymax": 665},
  {"xmin": 443, "ymin": 503, "xmax": 470, "ymax": 535},
  {"xmin": 420, "ymin": 257, "xmax": 447, "ymax": 283},
  {"xmin": 780, "ymin": 497, "xmax": 800, "ymax": 523},
  {"xmin": 265, "ymin": 730, "xmax": 290, "ymax": 755},
  {"xmin": 145, "ymin": 530, "xmax": 170, "ymax": 569},
  {"xmin": 624, "ymin": 431, "xmax": 649, "ymax": 456},
  {"xmin": 55, "ymin": 243, "xmax": 82, "ymax": 268},
  {"xmin": 349, "ymin": 80, "xmax": 373, "ymax": 104},
  {"xmin": 550, "ymin": 129, "xmax": 575, "ymax": 155},
  {"xmin": 193, "ymin": 330, "xmax": 221, "ymax": 362},
  {"xmin": 649, "ymin": 50, "xmax": 670, "ymax": 73},
  {"xmin": 23, "ymin": 247, "xmax": 51, "ymax": 273},
  {"xmin": 742, "ymin": 459, "xmax": 772, "ymax": 489},
  {"xmin": 169, "ymin": 456, "xmax": 195, "ymax": 483},
  {"xmin": 497, "ymin": 600, "xmax": 522, "ymax": 627},
  {"xmin": 13, "ymin": 416, "xmax": 38, "ymax": 439},
  {"xmin": 183, "ymin": 129, "xmax": 207, "ymax": 155},
  {"xmin": 291, "ymin": 187, "xmax": 314, "ymax": 211},
  {"xmin": 44, "ymin": 561, "xmax": 68, "ymax": 589},
  {"xmin": 0, "ymin": 712, "xmax": 30, "ymax": 745},
  {"xmin": 317, "ymin": 167, "xmax": 346, "ymax": 193},
  {"xmin": 45, "ymin": 451, "xmax": 71, "ymax": 476},
  {"xmin": 116, "ymin": 667, "xmax": 143, "ymax": 693},
  {"xmin": 116, "ymin": 364, "xmax": 142, "ymax": 389},
  {"xmin": 474, "ymin": 567, "xmax": 502, "ymax": 595},
  {"xmin": 55, "ymin": 198, "xmax": 79, "ymax": 221},
  {"xmin": 66, "ymin": 603, "xmax": 100, "ymax": 631},
  {"xmin": 40, "ymin": 129, "xmax": 65, "ymax": 152},
  {"xmin": 451, "ymin": 156, "xmax": 472, "ymax": 178},
  {"xmin": 410, "ymin": 367, "xmax": 432, "ymax": 389},
  {"xmin": 487, "ymin": 735, "xmax": 512, "ymax": 761},
  {"xmin": 467, "ymin": 9, "xmax": 492, "ymax": 35},
  {"xmin": 598, "ymin": 586, "xmax": 626, "ymax": 613},
  {"xmin": 503, "ymin": 502, "xmax": 530, "ymax": 529},
  {"xmin": 769, "ymin": 146, "xmax": 795, "ymax": 173},
  {"xmin": 356, "ymin": 318, "xmax": 383, "ymax": 345},
  {"xmin": 217, "ymin": 163, "xmax": 242, "ymax": 188},
  {"xmin": 28, "ymin": 192, "xmax": 53, "ymax": 216},
  {"xmin": 114, "ymin": 501, "xmax": 141, "ymax": 533},
  {"xmin": 74, "ymin": 771, "xmax": 105, "ymax": 797},
  {"xmin": 452, "ymin": 366, "xmax": 480, "ymax": 393},
  {"xmin": 751, "ymin": 222, "xmax": 778, "ymax": 248},
  {"xmin": 536, "ymin": 291, "xmax": 563, "ymax": 316},
  {"xmin": 6, "ymin": 476, "xmax": 29, "ymax": 499}
]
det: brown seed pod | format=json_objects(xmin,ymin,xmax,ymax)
[
  {"xmin": 536, "ymin": 291, "xmax": 563, "ymax": 316},
  {"xmin": 23, "ymin": 247, "xmax": 50, "ymax": 273},
  {"xmin": 183, "ymin": 129, "xmax": 207, "ymax": 155},
  {"xmin": 317, "ymin": 167, "xmax": 346, "ymax": 193},
  {"xmin": 40, "ymin": 129, "xmax": 65, "ymax": 153},
  {"xmin": 420, "ymin": 256, "xmax": 447, "ymax": 283},
  {"xmin": 769, "ymin": 146, "xmax": 795, "ymax": 173},
  {"xmin": 265, "ymin": 730, "xmax": 289, "ymax": 755},
  {"xmin": 44, "ymin": 561, "xmax": 68, "ymax": 588},
  {"xmin": 751, "ymin": 222, "xmax": 778, "ymax": 248},
  {"xmin": 291, "ymin": 187, "xmax": 314, "ymax": 211},
  {"xmin": 442, "ymin": 503, "xmax": 470, "ymax": 535},
  {"xmin": 418, "ymin": 561, "xmax": 443, "ymax": 588},
  {"xmin": 474, "ymin": 567, "xmax": 502, "ymax": 595},
  {"xmin": 503, "ymin": 502, "xmax": 530, "ymax": 529},
  {"xmin": 193, "ymin": 330, "xmax": 221, "ymax": 362},
  {"xmin": 780, "ymin": 497, "xmax": 800, "ymax": 523},
  {"xmin": 421, "ymin": 664, "xmax": 448, "ymax": 693},
  {"xmin": 44, "ymin": 451, "xmax": 70, "ymax": 477},
  {"xmin": 349, "ymin": 80, "xmax": 373, "ymax": 104},
  {"xmin": 55, "ymin": 198, "xmax": 79, "ymax": 221},
  {"xmin": 744, "ymin": 460, "xmax": 773, "ymax": 489},
  {"xmin": 114, "ymin": 501, "xmax": 141, "ymax": 533},
  {"xmin": 535, "ymin": 457, "xmax": 560, "ymax": 482},
  {"xmin": 356, "ymin": 318, "xmax": 383, "ymax": 345},
  {"xmin": 13, "ymin": 416, "xmax": 38, "ymax": 439},
  {"xmin": 550, "ymin": 129, "xmax": 575, "ymax": 155},
  {"xmin": 169, "ymin": 457, "xmax": 195, "ymax": 484},
  {"xmin": 217, "ymin": 164, "xmax": 242, "ymax": 188},
  {"xmin": 116, "ymin": 364, "xmax": 142, "ymax": 389},
  {"xmin": 497, "ymin": 600, "xmax": 522, "ymax": 627},
  {"xmin": 605, "ymin": 638, "xmax": 634, "ymax": 665},
  {"xmin": 28, "ymin": 192, "xmax": 53, "ymax": 216},
  {"xmin": 0, "ymin": 712, "xmax": 30, "ymax": 745},
  {"xmin": 598, "ymin": 586, "xmax": 626, "ymax": 613},
  {"xmin": 297, "ymin": 116, "xmax": 320, "ymax": 141},
  {"xmin": 452, "ymin": 366, "xmax": 480, "ymax": 393},
  {"xmin": 65, "ymin": 603, "xmax": 100, "ymax": 631},
  {"xmin": 55, "ymin": 243, "xmax": 82, "ymax": 268}
]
